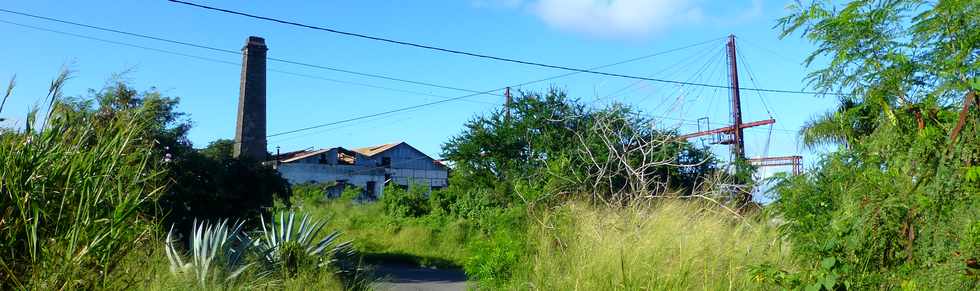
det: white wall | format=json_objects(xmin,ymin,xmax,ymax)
[{"xmin": 277, "ymin": 163, "xmax": 385, "ymax": 197}]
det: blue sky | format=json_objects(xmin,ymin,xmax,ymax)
[{"xmin": 0, "ymin": 0, "xmax": 839, "ymax": 178}]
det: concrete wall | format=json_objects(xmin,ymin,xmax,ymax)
[
  {"xmin": 277, "ymin": 163, "xmax": 385, "ymax": 197},
  {"xmin": 278, "ymin": 143, "xmax": 449, "ymax": 194},
  {"xmin": 389, "ymin": 168, "xmax": 448, "ymax": 188}
]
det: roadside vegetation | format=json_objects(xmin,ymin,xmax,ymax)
[
  {"xmin": 0, "ymin": 71, "xmax": 363, "ymax": 290},
  {"xmin": 285, "ymin": 88, "xmax": 787, "ymax": 290}
]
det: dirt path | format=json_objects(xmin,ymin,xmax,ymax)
[{"xmin": 373, "ymin": 262, "xmax": 469, "ymax": 291}]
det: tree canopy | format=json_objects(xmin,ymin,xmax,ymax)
[{"xmin": 767, "ymin": 0, "xmax": 980, "ymax": 289}]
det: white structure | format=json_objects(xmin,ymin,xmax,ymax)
[{"xmin": 274, "ymin": 142, "xmax": 448, "ymax": 198}]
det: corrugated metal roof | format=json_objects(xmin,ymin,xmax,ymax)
[
  {"xmin": 352, "ymin": 142, "xmax": 402, "ymax": 157},
  {"xmin": 280, "ymin": 148, "xmax": 331, "ymax": 163}
]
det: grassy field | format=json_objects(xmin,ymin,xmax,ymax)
[
  {"xmin": 294, "ymin": 187, "xmax": 793, "ymax": 290},
  {"xmin": 510, "ymin": 201, "xmax": 791, "ymax": 290},
  {"xmin": 290, "ymin": 190, "xmax": 477, "ymax": 268}
]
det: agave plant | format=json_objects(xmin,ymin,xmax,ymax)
[
  {"xmin": 165, "ymin": 219, "xmax": 254, "ymax": 286},
  {"xmin": 255, "ymin": 211, "xmax": 355, "ymax": 274}
]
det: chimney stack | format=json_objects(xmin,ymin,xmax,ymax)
[{"xmin": 234, "ymin": 36, "xmax": 268, "ymax": 160}]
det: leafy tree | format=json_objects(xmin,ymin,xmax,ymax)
[
  {"xmin": 770, "ymin": 0, "xmax": 980, "ymax": 288},
  {"xmin": 70, "ymin": 79, "xmax": 290, "ymax": 236},
  {"xmin": 442, "ymin": 89, "xmax": 718, "ymax": 204},
  {"xmin": 199, "ymin": 138, "xmax": 234, "ymax": 160}
]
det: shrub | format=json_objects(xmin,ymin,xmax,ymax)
[
  {"xmin": 291, "ymin": 182, "xmax": 332, "ymax": 206},
  {"xmin": 464, "ymin": 228, "xmax": 526, "ymax": 286},
  {"xmin": 381, "ymin": 183, "xmax": 430, "ymax": 218}
]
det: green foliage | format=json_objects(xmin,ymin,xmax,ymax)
[
  {"xmin": 461, "ymin": 206, "xmax": 528, "ymax": 286},
  {"xmin": 84, "ymin": 79, "xmax": 290, "ymax": 238},
  {"xmin": 464, "ymin": 229, "xmax": 525, "ymax": 286},
  {"xmin": 198, "ymin": 138, "xmax": 234, "ymax": 160},
  {"xmin": 442, "ymin": 89, "xmax": 718, "ymax": 204},
  {"xmin": 0, "ymin": 72, "xmax": 348, "ymax": 289},
  {"xmin": 770, "ymin": 0, "xmax": 980, "ymax": 289},
  {"xmin": 161, "ymin": 137, "xmax": 292, "ymax": 237},
  {"xmin": 255, "ymin": 211, "xmax": 356, "ymax": 276},
  {"xmin": 164, "ymin": 219, "xmax": 255, "ymax": 288},
  {"xmin": 381, "ymin": 183, "xmax": 431, "ymax": 218},
  {"xmin": 0, "ymin": 70, "xmax": 165, "ymax": 289},
  {"xmin": 161, "ymin": 212, "xmax": 361, "ymax": 290},
  {"xmin": 339, "ymin": 185, "xmax": 363, "ymax": 202},
  {"xmin": 291, "ymin": 182, "xmax": 332, "ymax": 207}
]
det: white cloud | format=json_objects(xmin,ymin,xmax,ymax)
[{"xmin": 530, "ymin": 0, "xmax": 701, "ymax": 39}]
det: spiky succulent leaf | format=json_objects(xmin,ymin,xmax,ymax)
[{"xmin": 255, "ymin": 210, "xmax": 355, "ymax": 274}]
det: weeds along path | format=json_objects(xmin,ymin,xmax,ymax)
[{"xmin": 373, "ymin": 262, "xmax": 469, "ymax": 291}]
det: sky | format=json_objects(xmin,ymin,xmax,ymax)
[{"xmin": 0, "ymin": 0, "xmax": 840, "ymax": 183}]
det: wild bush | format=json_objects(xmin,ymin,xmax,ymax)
[
  {"xmin": 442, "ymin": 89, "xmax": 718, "ymax": 205},
  {"xmin": 768, "ymin": 0, "xmax": 980, "ymax": 288},
  {"xmin": 161, "ymin": 138, "xmax": 291, "ymax": 236},
  {"xmin": 381, "ymin": 183, "xmax": 431, "ymax": 218},
  {"xmin": 0, "ymin": 71, "xmax": 164, "ymax": 289}
]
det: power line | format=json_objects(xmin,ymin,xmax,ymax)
[
  {"xmin": 266, "ymin": 38, "xmax": 729, "ymax": 138},
  {"xmin": 592, "ymin": 40, "xmax": 720, "ymax": 106},
  {"xmin": 167, "ymin": 0, "xmax": 839, "ymax": 96},
  {"xmin": 0, "ymin": 8, "xmax": 499, "ymax": 97},
  {"xmin": 0, "ymin": 10, "xmax": 727, "ymax": 139},
  {"xmin": 0, "ymin": 19, "xmax": 238, "ymax": 66},
  {"xmin": 0, "ymin": 19, "xmax": 496, "ymax": 106}
]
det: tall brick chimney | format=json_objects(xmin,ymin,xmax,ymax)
[{"xmin": 234, "ymin": 36, "xmax": 268, "ymax": 160}]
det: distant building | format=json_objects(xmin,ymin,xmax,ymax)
[{"xmin": 273, "ymin": 142, "xmax": 448, "ymax": 198}]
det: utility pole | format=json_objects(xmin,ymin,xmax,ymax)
[
  {"xmin": 504, "ymin": 87, "xmax": 512, "ymax": 121},
  {"xmin": 727, "ymin": 34, "xmax": 745, "ymax": 160},
  {"xmin": 275, "ymin": 145, "xmax": 281, "ymax": 168},
  {"xmin": 679, "ymin": 35, "xmax": 769, "ymax": 159},
  {"xmin": 676, "ymin": 34, "xmax": 804, "ymax": 206}
]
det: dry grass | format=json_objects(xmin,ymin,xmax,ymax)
[{"xmin": 511, "ymin": 200, "xmax": 791, "ymax": 290}]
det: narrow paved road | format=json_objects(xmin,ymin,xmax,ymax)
[{"xmin": 373, "ymin": 263, "xmax": 469, "ymax": 291}]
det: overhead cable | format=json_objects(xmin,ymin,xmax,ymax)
[{"xmin": 167, "ymin": 0, "xmax": 839, "ymax": 96}]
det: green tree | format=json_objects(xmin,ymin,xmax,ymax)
[
  {"xmin": 199, "ymin": 138, "xmax": 234, "ymax": 160},
  {"xmin": 70, "ymin": 79, "xmax": 290, "ymax": 237},
  {"xmin": 770, "ymin": 0, "xmax": 980, "ymax": 289},
  {"xmin": 442, "ymin": 89, "xmax": 717, "ymax": 204}
]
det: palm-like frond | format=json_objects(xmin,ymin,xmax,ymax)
[
  {"xmin": 255, "ymin": 211, "xmax": 355, "ymax": 272},
  {"xmin": 800, "ymin": 99, "xmax": 880, "ymax": 150},
  {"xmin": 800, "ymin": 111, "xmax": 850, "ymax": 150},
  {"xmin": 165, "ymin": 219, "xmax": 254, "ymax": 286}
]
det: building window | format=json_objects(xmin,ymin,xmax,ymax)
[
  {"xmin": 381, "ymin": 157, "xmax": 391, "ymax": 167},
  {"xmin": 318, "ymin": 153, "xmax": 328, "ymax": 164}
]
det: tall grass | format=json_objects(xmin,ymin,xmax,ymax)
[
  {"xmin": 0, "ymin": 70, "xmax": 165, "ymax": 289},
  {"xmin": 289, "ymin": 186, "xmax": 474, "ymax": 267},
  {"xmin": 509, "ymin": 201, "xmax": 791, "ymax": 290}
]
